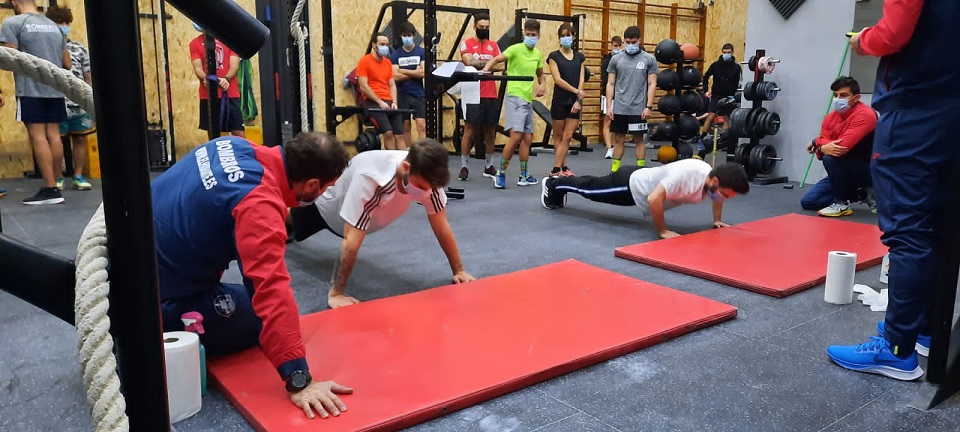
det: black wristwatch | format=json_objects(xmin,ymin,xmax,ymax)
[{"xmin": 285, "ymin": 370, "xmax": 312, "ymax": 393}]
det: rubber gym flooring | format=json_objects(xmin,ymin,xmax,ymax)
[{"xmin": 1, "ymin": 146, "xmax": 959, "ymax": 432}]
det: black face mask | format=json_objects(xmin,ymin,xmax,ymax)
[{"xmin": 476, "ymin": 28, "xmax": 490, "ymax": 40}]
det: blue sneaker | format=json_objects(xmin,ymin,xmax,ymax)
[
  {"xmin": 876, "ymin": 321, "xmax": 931, "ymax": 357},
  {"xmin": 826, "ymin": 336, "xmax": 923, "ymax": 381},
  {"xmin": 493, "ymin": 171, "xmax": 506, "ymax": 189},
  {"xmin": 517, "ymin": 172, "xmax": 538, "ymax": 186}
]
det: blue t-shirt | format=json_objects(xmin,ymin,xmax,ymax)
[{"xmin": 390, "ymin": 45, "xmax": 425, "ymax": 98}]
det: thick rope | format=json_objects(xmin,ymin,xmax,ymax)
[
  {"xmin": 76, "ymin": 205, "xmax": 129, "ymax": 431},
  {"xmin": 0, "ymin": 46, "xmax": 127, "ymax": 430},
  {"xmin": 290, "ymin": 0, "xmax": 310, "ymax": 132},
  {"xmin": 0, "ymin": 46, "xmax": 96, "ymax": 121}
]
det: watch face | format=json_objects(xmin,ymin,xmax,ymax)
[{"xmin": 292, "ymin": 371, "xmax": 308, "ymax": 387}]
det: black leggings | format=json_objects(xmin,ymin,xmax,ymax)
[{"xmin": 550, "ymin": 167, "xmax": 640, "ymax": 206}]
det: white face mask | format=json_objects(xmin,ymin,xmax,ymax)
[
  {"xmin": 296, "ymin": 187, "xmax": 319, "ymax": 207},
  {"xmin": 402, "ymin": 175, "xmax": 432, "ymax": 201}
]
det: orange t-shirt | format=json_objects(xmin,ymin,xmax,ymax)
[{"xmin": 356, "ymin": 53, "xmax": 394, "ymax": 102}]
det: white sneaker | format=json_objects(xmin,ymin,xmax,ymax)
[
  {"xmin": 604, "ymin": 147, "xmax": 614, "ymax": 159},
  {"xmin": 819, "ymin": 201, "xmax": 853, "ymax": 217}
]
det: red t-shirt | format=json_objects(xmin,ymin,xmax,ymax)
[
  {"xmin": 356, "ymin": 53, "xmax": 394, "ymax": 102},
  {"xmin": 189, "ymin": 35, "xmax": 241, "ymax": 99},
  {"xmin": 460, "ymin": 37, "xmax": 501, "ymax": 99}
]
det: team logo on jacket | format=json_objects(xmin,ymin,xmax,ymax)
[{"xmin": 213, "ymin": 294, "xmax": 236, "ymax": 318}]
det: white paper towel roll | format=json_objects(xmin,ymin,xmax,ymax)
[
  {"xmin": 163, "ymin": 331, "xmax": 202, "ymax": 423},
  {"xmin": 825, "ymin": 251, "xmax": 857, "ymax": 304}
]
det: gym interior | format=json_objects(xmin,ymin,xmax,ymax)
[{"xmin": 1, "ymin": 0, "xmax": 959, "ymax": 431}]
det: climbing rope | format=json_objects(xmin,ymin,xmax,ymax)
[
  {"xmin": 76, "ymin": 205, "xmax": 129, "ymax": 431},
  {"xmin": 0, "ymin": 47, "xmax": 96, "ymax": 121},
  {"xmin": 290, "ymin": 0, "xmax": 310, "ymax": 133},
  {"xmin": 0, "ymin": 47, "xmax": 127, "ymax": 431}
]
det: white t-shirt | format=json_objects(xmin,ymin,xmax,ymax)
[
  {"xmin": 629, "ymin": 159, "xmax": 712, "ymax": 213},
  {"xmin": 315, "ymin": 150, "xmax": 447, "ymax": 236}
]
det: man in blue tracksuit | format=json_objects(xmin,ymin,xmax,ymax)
[
  {"xmin": 153, "ymin": 133, "xmax": 355, "ymax": 419},
  {"xmin": 827, "ymin": 0, "xmax": 960, "ymax": 381}
]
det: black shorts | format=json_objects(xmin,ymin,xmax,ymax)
[
  {"xmin": 610, "ymin": 114, "xmax": 647, "ymax": 135},
  {"xmin": 550, "ymin": 102, "xmax": 581, "ymax": 120},
  {"xmin": 17, "ymin": 97, "xmax": 66, "ymax": 124},
  {"xmin": 397, "ymin": 93, "xmax": 426, "ymax": 120},
  {"xmin": 199, "ymin": 98, "xmax": 244, "ymax": 132},
  {"xmin": 287, "ymin": 204, "xmax": 336, "ymax": 242},
  {"xmin": 465, "ymin": 98, "xmax": 501, "ymax": 126},
  {"xmin": 365, "ymin": 100, "xmax": 405, "ymax": 135},
  {"xmin": 707, "ymin": 95, "xmax": 730, "ymax": 114}
]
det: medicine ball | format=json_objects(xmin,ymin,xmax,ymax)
[
  {"xmin": 680, "ymin": 43, "xmax": 700, "ymax": 61},
  {"xmin": 679, "ymin": 66, "xmax": 702, "ymax": 89},
  {"xmin": 656, "ymin": 70, "xmax": 680, "ymax": 91},
  {"xmin": 657, "ymin": 94, "xmax": 681, "ymax": 115},
  {"xmin": 651, "ymin": 122, "xmax": 679, "ymax": 142},
  {"xmin": 677, "ymin": 140, "xmax": 695, "ymax": 160},
  {"xmin": 680, "ymin": 91, "xmax": 704, "ymax": 113},
  {"xmin": 657, "ymin": 145, "xmax": 678, "ymax": 163},
  {"xmin": 655, "ymin": 39, "xmax": 682, "ymax": 64},
  {"xmin": 677, "ymin": 114, "xmax": 700, "ymax": 138}
]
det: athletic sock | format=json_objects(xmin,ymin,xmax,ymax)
[
  {"xmin": 551, "ymin": 167, "xmax": 562, "ymax": 174},
  {"xmin": 461, "ymin": 154, "xmax": 469, "ymax": 168},
  {"xmin": 611, "ymin": 159, "xmax": 622, "ymax": 173},
  {"xmin": 561, "ymin": 166, "xmax": 569, "ymax": 172},
  {"xmin": 485, "ymin": 154, "xmax": 494, "ymax": 168},
  {"xmin": 500, "ymin": 157, "xmax": 511, "ymax": 172},
  {"xmin": 520, "ymin": 161, "xmax": 528, "ymax": 176},
  {"xmin": 637, "ymin": 159, "xmax": 646, "ymax": 168}
]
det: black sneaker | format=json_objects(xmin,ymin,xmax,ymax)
[
  {"xmin": 540, "ymin": 176, "xmax": 563, "ymax": 210},
  {"xmin": 459, "ymin": 166, "xmax": 469, "ymax": 181},
  {"xmin": 22, "ymin": 187, "xmax": 64, "ymax": 205}
]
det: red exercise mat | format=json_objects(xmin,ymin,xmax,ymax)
[
  {"xmin": 207, "ymin": 259, "xmax": 736, "ymax": 431},
  {"xmin": 615, "ymin": 213, "xmax": 887, "ymax": 297}
]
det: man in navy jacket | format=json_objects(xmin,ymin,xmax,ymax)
[
  {"xmin": 828, "ymin": 0, "xmax": 960, "ymax": 381},
  {"xmin": 153, "ymin": 132, "xmax": 353, "ymax": 419}
]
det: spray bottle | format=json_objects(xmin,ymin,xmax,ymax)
[{"xmin": 181, "ymin": 312, "xmax": 207, "ymax": 396}]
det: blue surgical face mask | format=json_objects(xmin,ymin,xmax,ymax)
[
  {"xmin": 707, "ymin": 187, "xmax": 727, "ymax": 203},
  {"xmin": 560, "ymin": 36, "xmax": 573, "ymax": 48},
  {"xmin": 722, "ymin": 53, "xmax": 732, "ymax": 61},
  {"xmin": 402, "ymin": 36, "xmax": 414, "ymax": 47},
  {"xmin": 59, "ymin": 25, "xmax": 70, "ymax": 37},
  {"xmin": 625, "ymin": 43, "xmax": 640, "ymax": 55},
  {"xmin": 402, "ymin": 175, "xmax": 432, "ymax": 201},
  {"xmin": 524, "ymin": 36, "xmax": 538, "ymax": 48},
  {"xmin": 377, "ymin": 45, "xmax": 390, "ymax": 57},
  {"xmin": 832, "ymin": 97, "xmax": 851, "ymax": 113},
  {"xmin": 612, "ymin": 48, "xmax": 622, "ymax": 55},
  {"xmin": 193, "ymin": 22, "xmax": 203, "ymax": 32}
]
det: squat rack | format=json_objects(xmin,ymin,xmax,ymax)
[{"xmin": 321, "ymin": 0, "xmax": 489, "ymax": 147}]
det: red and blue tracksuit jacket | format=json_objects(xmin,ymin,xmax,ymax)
[{"xmin": 152, "ymin": 137, "xmax": 307, "ymax": 378}]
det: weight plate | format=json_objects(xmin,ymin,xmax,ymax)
[
  {"xmin": 734, "ymin": 143, "xmax": 749, "ymax": 166},
  {"xmin": 760, "ymin": 144, "xmax": 778, "ymax": 175},
  {"xmin": 735, "ymin": 108, "xmax": 750, "ymax": 137},
  {"xmin": 747, "ymin": 55, "xmax": 757, "ymax": 72},
  {"xmin": 765, "ymin": 82, "xmax": 778, "ymax": 101},
  {"xmin": 749, "ymin": 144, "xmax": 764, "ymax": 176},
  {"xmin": 743, "ymin": 82, "xmax": 754, "ymax": 101},
  {"xmin": 745, "ymin": 108, "xmax": 759, "ymax": 138},
  {"xmin": 753, "ymin": 108, "xmax": 768, "ymax": 138},
  {"xmin": 755, "ymin": 111, "xmax": 768, "ymax": 138},
  {"xmin": 766, "ymin": 111, "xmax": 781, "ymax": 136}
]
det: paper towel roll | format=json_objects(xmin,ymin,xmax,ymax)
[
  {"xmin": 825, "ymin": 251, "xmax": 857, "ymax": 304},
  {"xmin": 163, "ymin": 331, "xmax": 202, "ymax": 423}
]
